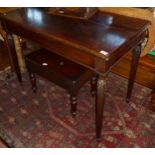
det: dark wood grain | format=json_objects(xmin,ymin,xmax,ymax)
[
  {"xmin": 25, "ymin": 48, "xmax": 94, "ymax": 117},
  {"xmin": 0, "ymin": 8, "xmax": 149, "ymax": 75},
  {"xmin": 1, "ymin": 8, "xmax": 150, "ymax": 139}
]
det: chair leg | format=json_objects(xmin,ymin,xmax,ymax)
[
  {"xmin": 70, "ymin": 93, "xmax": 77, "ymax": 117},
  {"xmin": 28, "ymin": 71, "xmax": 37, "ymax": 93},
  {"xmin": 91, "ymin": 75, "xmax": 98, "ymax": 97}
]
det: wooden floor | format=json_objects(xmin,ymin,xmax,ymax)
[{"xmin": 112, "ymin": 53, "xmax": 155, "ymax": 89}]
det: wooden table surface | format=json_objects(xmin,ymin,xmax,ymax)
[{"xmin": 0, "ymin": 8, "xmax": 150, "ymax": 140}]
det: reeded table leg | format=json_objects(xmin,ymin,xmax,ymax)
[
  {"xmin": 126, "ymin": 45, "xmax": 141, "ymax": 102},
  {"xmin": 95, "ymin": 75, "xmax": 107, "ymax": 140}
]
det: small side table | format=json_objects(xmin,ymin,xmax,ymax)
[{"xmin": 0, "ymin": 8, "xmax": 150, "ymax": 140}]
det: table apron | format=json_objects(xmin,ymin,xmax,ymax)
[{"xmin": 4, "ymin": 21, "xmax": 108, "ymax": 76}]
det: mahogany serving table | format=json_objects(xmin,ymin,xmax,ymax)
[{"xmin": 0, "ymin": 8, "xmax": 150, "ymax": 140}]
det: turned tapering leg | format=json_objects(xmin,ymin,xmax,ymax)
[
  {"xmin": 95, "ymin": 75, "xmax": 107, "ymax": 140},
  {"xmin": 70, "ymin": 93, "xmax": 77, "ymax": 117},
  {"xmin": 126, "ymin": 45, "xmax": 141, "ymax": 102},
  {"xmin": 28, "ymin": 72, "xmax": 37, "ymax": 93},
  {"xmin": 90, "ymin": 75, "xmax": 98, "ymax": 97}
]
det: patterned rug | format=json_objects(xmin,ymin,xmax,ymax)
[{"xmin": 0, "ymin": 70, "xmax": 155, "ymax": 148}]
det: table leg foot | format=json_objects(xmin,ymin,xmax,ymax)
[
  {"xmin": 96, "ymin": 137, "xmax": 101, "ymax": 142},
  {"xmin": 126, "ymin": 98, "xmax": 130, "ymax": 103}
]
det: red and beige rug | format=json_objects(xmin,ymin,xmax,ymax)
[{"xmin": 0, "ymin": 71, "xmax": 154, "ymax": 147}]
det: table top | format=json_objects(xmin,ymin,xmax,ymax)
[{"xmin": 0, "ymin": 8, "xmax": 150, "ymax": 75}]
